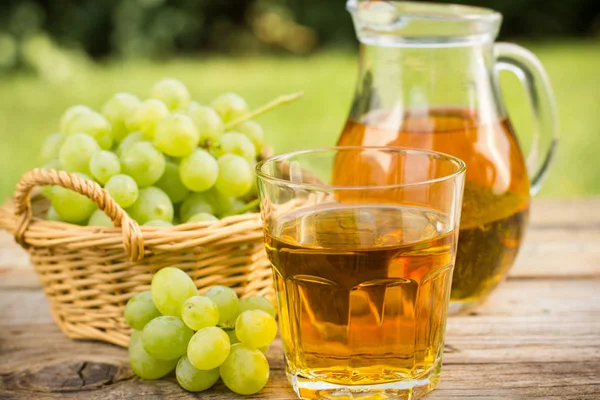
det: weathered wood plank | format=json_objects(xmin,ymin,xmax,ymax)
[{"xmin": 1, "ymin": 278, "xmax": 598, "ymax": 398}]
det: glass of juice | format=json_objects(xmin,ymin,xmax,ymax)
[{"xmin": 256, "ymin": 147, "xmax": 466, "ymax": 399}]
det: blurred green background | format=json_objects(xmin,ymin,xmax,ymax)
[{"xmin": 0, "ymin": 0, "xmax": 599, "ymax": 200}]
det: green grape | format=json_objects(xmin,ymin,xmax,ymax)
[
  {"xmin": 187, "ymin": 327, "xmax": 230, "ymax": 370},
  {"xmin": 40, "ymin": 133, "xmax": 66, "ymax": 164},
  {"xmin": 212, "ymin": 132, "xmax": 256, "ymax": 162},
  {"xmin": 104, "ymin": 174, "xmax": 139, "ymax": 208},
  {"xmin": 142, "ymin": 316, "xmax": 194, "ymax": 360},
  {"xmin": 143, "ymin": 220, "xmax": 173, "ymax": 227},
  {"xmin": 176, "ymin": 356, "xmax": 220, "ymax": 392},
  {"xmin": 101, "ymin": 93, "xmax": 141, "ymax": 142},
  {"xmin": 238, "ymin": 296, "xmax": 276, "ymax": 318},
  {"xmin": 116, "ymin": 131, "xmax": 148, "ymax": 158},
  {"xmin": 204, "ymin": 188, "xmax": 236, "ymax": 217},
  {"xmin": 235, "ymin": 310, "xmax": 277, "ymax": 349},
  {"xmin": 182, "ymin": 296, "xmax": 220, "ymax": 331},
  {"xmin": 187, "ymin": 102, "xmax": 223, "ymax": 144},
  {"xmin": 234, "ymin": 121, "xmax": 264, "ymax": 153},
  {"xmin": 40, "ymin": 159, "xmax": 62, "ymax": 199},
  {"xmin": 155, "ymin": 162, "xmax": 189, "ymax": 204},
  {"xmin": 151, "ymin": 78, "xmax": 191, "ymax": 110},
  {"xmin": 121, "ymin": 142, "xmax": 166, "ymax": 187},
  {"xmin": 129, "ymin": 329, "xmax": 143, "ymax": 349},
  {"xmin": 89, "ymin": 150, "xmax": 121, "ymax": 184},
  {"xmin": 59, "ymin": 133, "xmax": 100, "ymax": 174},
  {"xmin": 215, "ymin": 154, "xmax": 253, "ymax": 198},
  {"xmin": 124, "ymin": 290, "xmax": 162, "ymax": 331},
  {"xmin": 258, "ymin": 345, "xmax": 269, "ymax": 354},
  {"xmin": 179, "ymin": 192, "xmax": 215, "ymax": 222},
  {"xmin": 187, "ymin": 213, "xmax": 218, "ymax": 223},
  {"xmin": 126, "ymin": 186, "xmax": 173, "ymax": 225},
  {"xmin": 154, "ymin": 113, "xmax": 199, "ymax": 157},
  {"xmin": 225, "ymin": 329, "xmax": 239, "ymax": 345},
  {"xmin": 51, "ymin": 173, "xmax": 96, "ymax": 223},
  {"xmin": 87, "ymin": 209, "xmax": 113, "ymax": 227},
  {"xmin": 129, "ymin": 336, "xmax": 178, "ymax": 380},
  {"xmin": 127, "ymin": 99, "xmax": 169, "ymax": 139},
  {"xmin": 219, "ymin": 344, "xmax": 270, "ymax": 395},
  {"xmin": 59, "ymin": 105, "xmax": 93, "ymax": 133},
  {"xmin": 64, "ymin": 110, "xmax": 113, "ymax": 150},
  {"xmin": 151, "ymin": 267, "xmax": 198, "ymax": 317},
  {"xmin": 45, "ymin": 206, "xmax": 63, "ymax": 222},
  {"xmin": 211, "ymin": 93, "xmax": 249, "ymax": 123},
  {"xmin": 204, "ymin": 285, "xmax": 239, "ymax": 328},
  {"xmin": 179, "ymin": 149, "xmax": 218, "ymax": 192}
]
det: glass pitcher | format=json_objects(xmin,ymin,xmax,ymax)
[{"xmin": 337, "ymin": 0, "xmax": 559, "ymax": 313}]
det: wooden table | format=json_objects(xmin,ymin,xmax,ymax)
[{"xmin": 1, "ymin": 199, "xmax": 599, "ymax": 399}]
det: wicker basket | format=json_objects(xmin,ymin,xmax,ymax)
[{"xmin": 0, "ymin": 168, "xmax": 272, "ymax": 348}]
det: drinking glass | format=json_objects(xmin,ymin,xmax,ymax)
[{"xmin": 256, "ymin": 147, "xmax": 466, "ymax": 399}]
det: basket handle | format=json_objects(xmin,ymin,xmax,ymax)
[{"xmin": 13, "ymin": 168, "xmax": 145, "ymax": 262}]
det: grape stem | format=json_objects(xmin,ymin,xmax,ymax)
[
  {"xmin": 224, "ymin": 91, "xmax": 304, "ymax": 129},
  {"xmin": 223, "ymin": 198, "xmax": 260, "ymax": 217}
]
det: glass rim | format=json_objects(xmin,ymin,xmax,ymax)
[
  {"xmin": 346, "ymin": 0, "xmax": 501, "ymax": 22},
  {"xmin": 255, "ymin": 146, "xmax": 466, "ymax": 191}
]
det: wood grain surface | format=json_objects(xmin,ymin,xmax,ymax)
[{"xmin": 1, "ymin": 199, "xmax": 599, "ymax": 399}]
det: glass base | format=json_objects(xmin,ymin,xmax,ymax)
[{"xmin": 287, "ymin": 363, "xmax": 441, "ymax": 400}]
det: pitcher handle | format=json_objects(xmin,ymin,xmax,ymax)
[{"xmin": 494, "ymin": 42, "xmax": 559, "ymax": 195}]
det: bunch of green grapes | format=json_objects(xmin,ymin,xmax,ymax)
[
  {"xmin": 124, "ymin": 267, "xmax": 277, "ymax": 395},
  {"xmin": 38, "ymin": 78, "xmax": 267, "ymax": 226}
]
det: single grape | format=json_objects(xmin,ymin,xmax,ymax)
[
  {"xmin": 151, "ymin": 267, "xmax": 198, "ymax": 317},
  {"xmin": 212, "ymin": 132, "xmax": 256, "ymax": 162},
  {"xmin": 116, "ymin": 131, "xmax": 148, "ymax": 158},
  {"xmin": 179, "ymin": 192, "xmax": 215, "ymax": 222},
  {"xmin": 121, "ymin": 142, "xmax": 166, "ymax": 187},
  {"xmin": 126, "ymin": 186, "xmax": 174, "ymax": 225},
  {"xmin": 143, "ymin": 220, "xmax": 173, "ymax": 227},
  {"xmin": 124, "ymin": 290, "xmax": 162, "ymax": 331},
  {"xmin": 233, "ymin": 121, "xmax": 264, "ymax": 153},
  {"xmin": 142, "ymin": 316, "xmax": 194, "ymax": 360},
  {"xmin": 40, "ymin": 133, "xmax": 66, "ymax": 164},
  {"xmin": 238, "ymin": 296, "xmax": 276, "ymax": 318},
  {"xmin": 187, "ymin": 102, "xmax": 224, "ymax": 144},
  {"xmin": 151, "ymin": 78, "xmax": 191, "ymax": 110},
  {"xmin": 127, "ymin": 99, "xmax": 169, "ymax": 139},
  {"xmin": 59, "ymin": 105, "xmax": 93, "ymax": 133},
  {"xmin": 64, "ymin": 110, "xmax": 113, "ymax": 150},
  {"xmin": 235, "ymin": 310, "xmax": 277, "ymax": 349},
  {"xmin": 104, "ymin": 174, "xmax": 139, "ymax": 208},
  {"xmin": 51, "ymin": 173, "xmax": 96, "ymax": 223},
  {"xmin": 45, "ymin": 206, "xmax": 63, "ymax": 222},
  {"xmin": 204, "ymin": 188, "xmax": 237, "ymax": 217},
  {"xmin": 225, "ymin": 329, "xmax": 239, "ymax": 345},
  {"xmin": 214, "ymin": 154, "xmax": 253, "ymax": 198},
  {"xmin": 211, "ymin": 93, "xmax": 249, "ymax": 123},
  {"xmin": 129, "ymin": 329, "xmax": 143, "ymax": 349},
  {"xmin": 187, "ymin": 213, "xmax": 218, "ymax": 223},
  {"xmin": 101, "ymin": 93, "xmax": 141, "ymax": 142},
  {"xmin": 204, "ymin": 286, "xmax": 239, "ymax": 328},
  {"xmin": 129, "ymin": 335, "xmax": 178, "ymax": 380},
  {"xmin": 219, "ymin": 344, "xmax": 270, "ymax": 395},
  {"xmin": 176, "ymin": 355, "xmax": 220, "ymax": 392},
  {"xmin": 179, "ymin": 149, "xmax": 218, "ymax": 192},
  {"xmin": 155, "ymin": 162, "xmax": 189, "ymax": 204},
  {"xmin": 40, "ymin": 159, "xmax": 62, "ymax": 199},
  {"xmin": 59, "ymin": 133, "xmax": 100, "ymax": 174},
  {"xmin": 89, "ymin": 150, "xmax": 121, "ymax": 184},
  {"xmin": 187, "ymin": 327, "xmax": 230, "ymax": 370},
  {"xmin": 154, "ymin": 113, "xmax": 199, "ymax": 157},
  {"xmin": 87, "ymin": 209, "xmax": 113, "ymax": 227},
  {"xmin": 182, "ymin": 296, "xmax": 220, "ymax": 331}
]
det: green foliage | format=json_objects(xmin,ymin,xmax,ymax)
[{"xmin": 0, "ymin": 42, "xmax": 599, "ymax": 200}]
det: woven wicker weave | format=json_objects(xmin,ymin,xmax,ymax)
[{"xmin": 0, "ymin": 168, "xmax": 272, "ymax": 347}]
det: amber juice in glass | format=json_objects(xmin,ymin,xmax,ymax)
[{"xmin": 257, "ymin": 147, "xmax": 466, "ymax": 399}]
